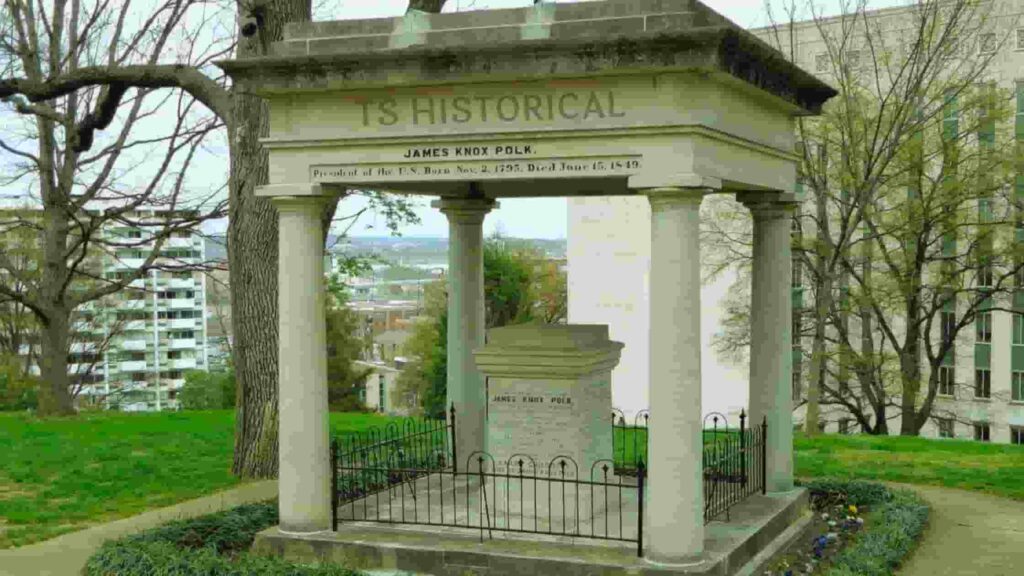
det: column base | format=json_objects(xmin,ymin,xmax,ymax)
[
  {"xmin": 278, "ymin": 526, "xmax": 334, "ymax": 537},
  {"xmin": 643, "ymin": 553, "xmax": 707, "ymax": 569}
]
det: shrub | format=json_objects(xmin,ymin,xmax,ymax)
[
  {"xmin": 0, "ymin": 356, "xmax": 38, "ymax": 411},
  {"xmin": 178, "ymin": 369, "xmax": 235, "ymax": 410},
  {"xmin": 823, "ymin": 488, "xmax": 928, "ymax": 576},
  {"xmin": 799, "ymin": 479, "xmax": 893, "ymax": 508},
  {"xmin": 84, "ymin": 501, "xmax": 361, "ymax": 576},
  {"xmin": 795, "ymin": 480, "xmax": 929, "ymax": 576},
  {"xmin": 86, "ymin": 540, "xmax": 358, "ymax": 576},
  {"xmin": 128, "ymin": 502, "xmax": 277, "ymax": 555}
]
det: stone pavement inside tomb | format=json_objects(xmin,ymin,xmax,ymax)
[
  {"xmin": 257, "ymin": 482, "xmax": 808, "ymax": 576},
  {"xmin": 335, "ymin": 471, "xmax": 641, "ymax": 545}
]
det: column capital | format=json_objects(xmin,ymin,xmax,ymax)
[
  {"xmin": 431, "ymin": 197, "xmax": 499, "ymax": 224},
  {"xmin": 257, "ymin": 183, "xmax": 336, "ymax": 198},
  {"xmin": 270, "ymin": 195, "xmax": 333, "ymax": 214},
  {"xmin": 639, "ymin": 187, "xmax": 708, "ymax": 209},
  {"xmin": 737, "ymin": 192, "xmax": 799, "ymax": 219}
]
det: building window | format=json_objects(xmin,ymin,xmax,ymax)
[
  {"xmin": 1013, "ymin": 371, "xmax": 1024, "ymax": 402},
  {"xmin": 1012, "ymin": 426, "xmax": 1024, "ymax": 445},
  {"xmin": 1014, "ymin": 313, "xmax": 1024, "ymax": 345},
  {"xmin": 838, "ymin": 418, "xmax": 851, "ymax": 435},
  {"xmin": 939, "ymin": 366, "xmax": 955, "ymax": 396},
  {"xmin": 846, "ymin": 50, "xmax": 862, "ymax": 69},
  {"xmin": 973, "ymin": 422, "xmax": 991, "ymax": 442},
  {"xmin": 378, "ymin": 374, "xmax": 385, "ymax": 412},
  {"xmin": 978, "ymin": 32, "xmax": 997, "ymax": 54},
  {"xmin": 814, "ymin": 53, "xmax": 829, "ymax": 72},
  {"xmin": 941, "ymin": 311, "xmax": 957, "ymax": 343},
  {"xmin": 976, "ymin": 312, "xmax": 992, "ymax": 343},
  {"xmin": 1016, "ymin": 28, "xmax": 1024, "ymax": 51},
  {"xmin": 974, "ymin": 369, "xmax": 991, "ymax": 398},
  {"xmin": 938, "ymin": 418, "xmax": 954, "ymax": 438},
  {"xmin": 978, "ymin": 264, "xmax": 993, "ymax": 287}
]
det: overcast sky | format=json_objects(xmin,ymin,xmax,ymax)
[{"xmin": 329, "ymin": 0, "xmax": 912, "ymax": 239}]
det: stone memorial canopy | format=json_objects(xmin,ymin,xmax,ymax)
[{"xmin": 216, "ymin": 0, "xmax": 836, "ymax": 566}]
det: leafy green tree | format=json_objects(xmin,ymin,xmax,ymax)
[
  {"xmin": 395, "ymin": 281, "xmax": 449, "ymax": 418},
  {"xmin": 0, "ymin": 354, "xmax": 38, "ymax": 411},
  {"xmin": 179, "ymin": 370, "xmax": 236, "ymax": 410},
  {"xmin": 325, "ymin": 277, "xmax": 372, "ymax": 412},
  {"xmin": 396, "ymin": 236, "xmax": 567, "ymax": 416}
]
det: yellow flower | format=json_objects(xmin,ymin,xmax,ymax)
[{"xmin": 848, "ymin": 505, "xmax": 858, "ymax": 515}]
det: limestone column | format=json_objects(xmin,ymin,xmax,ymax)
[
  {"xmin": 643, "ymin": 187, "xmax": 706, "ymax": 564},
  {"xmin": 431, "ymin": 197, "xmax": 498, "ymax": 465},
  {"xmin": 274, "ymin": 194, "xmax": 331, "ymax": 533},
  {"xmin": 742, "ymin": 193, "xmax": 797, "ymax": 494}
]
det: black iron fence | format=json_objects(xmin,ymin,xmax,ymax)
[
  {"xmin": 703, "ymin": 410, "xmax": 767, "ymax": 523},
  {"xmin": 331, "ymin": 408, "xmax": 455, "ymax": 529},
  {"xmin": 334, "ymin": 450, "xmax": 646, "ymax": 556},
  {"xmin": 331, "ymin": 406, "xmax": 765, "ymax": 555},
  {"xmin": 612, "ymin": 409, "xmax": 648, "ymax": 476}
]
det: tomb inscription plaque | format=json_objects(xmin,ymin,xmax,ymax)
[{"xmin": 474, "ymin": 325, "xmax": 623, "ymax": 478}]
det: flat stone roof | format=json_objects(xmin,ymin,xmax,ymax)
[{"xmin": 218, "ymin": 0, "xmax": 835, "ymax": 115}]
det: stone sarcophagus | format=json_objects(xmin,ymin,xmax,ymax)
[{"xmin": 473, "ymin": 324, "xmax": 624, "ymax": 478}]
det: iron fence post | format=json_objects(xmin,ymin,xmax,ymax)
[
  {"xmin": 761, "ymin": 415, "xmax": 767, "ymax": 495},
  {"xmin": 330, "ymin": 438, "xmax": 339, "ymax": 531},
  {"xmin": 449, "ymin": 404, "xmax": 458, "ymax": 475},
  {"xmin": 636, "ymin": 459, "xmax": 645, "ymax": 558},
  {"xmin": 739, "ymin": 409, "xmax": 747, "ymax": 488}
]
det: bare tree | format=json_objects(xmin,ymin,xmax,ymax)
[
  {"xmin": 1, "ymin": 0, "xmax": 443, "ymax": 475},
  {"xmin": 754, "ymin": 0, "xmax": 1022, "ymax": 435},
  {"xmin": 0, "ymin": 0, "xmax": 230, "ymax": 414}
]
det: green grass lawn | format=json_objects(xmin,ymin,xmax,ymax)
[
  {"xmin": 794, "ymin": 431, "xmax": 1024, "ymax": 500},
  {"xmin": 3, "ymin": 410, "xmax": 1022, "ymax": 550},
  {"xmin": 0, "ymin": 410, "xmax": 397, "ymax": 549}
]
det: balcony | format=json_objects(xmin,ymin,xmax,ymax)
[
  {"xmin": 110, "ymin": 258, "xmax": 148, "ymax": 270},
  {"xmin": 120, "ymin": 339, "xmax": 148, "ymax": 351},
  {"xmin": 167, "ymin": 299, "xmax": 197, "ymax": 310},
  {"xmin": 119, "ymin": 360, "xmax": 149, "ymax": 372},
  {"xmin": 166, "ymin": 358, "xmax": 197, "ymax": 370},
  {"xmin": 121, "ymin": 320, "xmax": 149, "ymax": 331},
  {"xmin": 166, "ymin": 378, "xmax": 187, "ymax": 389},
  {"xmin": 165, "ymin": 318, "xmax": 198, "ymax": 330},
  {"xmin": 165, "ymin": 237, "xmax": 195, "ymax": 249},
  {"xmin": 167, "ymin": 278, "xmax": 196, "ymax": 289},
  {"xmin": 118, "ymin": 299, "xmax": 150, "ymax": 311},
  {"xmin": 69, "ymin": 342, "xmax": 101, "ymax": 354},
  {"xmin": 167, "ymin": 338, "xmax": 197, "ymax": 350}
]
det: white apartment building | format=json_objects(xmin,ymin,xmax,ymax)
[
  {"xmin": 568, "ymin": 1, "xmax": 1024, "ymax": 444},
  {"xmin": 90, "ymin": 212, "xmax": 210, "ymax": 411},
  {"xmin": 3, "ymin": 209, "xmax": 211, "ymax": 412}
]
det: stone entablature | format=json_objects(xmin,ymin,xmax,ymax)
[{"xmin": 221, "ymin": 0, "xmax": 833, "ymax": 116}]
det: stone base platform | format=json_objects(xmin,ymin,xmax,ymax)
[{"xmin": 253, "ymin": 488, "xmax": 808, "ymax": 576}]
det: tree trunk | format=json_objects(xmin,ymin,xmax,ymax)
[
  {"xmin": 898, "ymin": 348, "xmax": 922, "ymax": 435},
  {"xmin": 37, "ymin": 166, "xmax": 74, "ymax": 415},
  {"xmin": 804, "ymin": 193, "xmax": 830, "ymax": 436},
  {"xmin": 229, "ymin": 0, "xmax": 312, "ymax": 479},
  {"xmin": 227, "ymin": 0, "xmax": 448, "ymax": 478},
  {"xmin": 38, "ymin": 310, "xmax": 73, "ymax": 415},
  {"xmin": 899, "ymin": 291, "xmax": 923, "ymax": 435},
  {"xmin": 871, "ymin": 400, "xmax": 887, "ymax": 435}
]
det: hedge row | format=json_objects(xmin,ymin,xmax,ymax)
[
  {"xmin": 800, "ymin": 479, "xmax": 930, "ymax": 576},
  {"xmin": 84, "ymin": 501, "xmax": 361, "ymax": 576}
]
